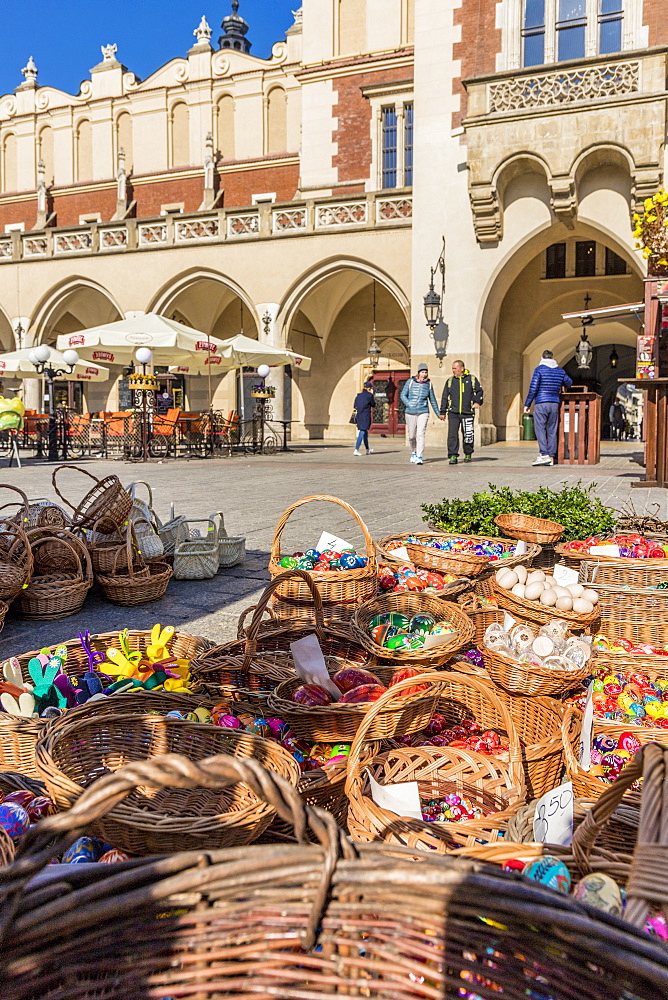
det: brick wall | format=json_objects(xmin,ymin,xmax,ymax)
[
  {"xmin": 452, "ymin": 0, "xmax": 502, "ymax": 129},
  {"xmin": 0, "ymin": 198, "xmax": 37, "ymax": 231},
  {"xmin": 219, "ymin": 159, "xmax": 299, "ymax": 205},
  {"xmin": 644, "ymin": 0, "xmax": 668, "ymax": 45},
  {"xmin": 332, "ymin": 66, "xmax": 414, "ymax": 186},
  {"xmin": 133, "ymin": 176, "xmax": 202, "ymax": 217}
]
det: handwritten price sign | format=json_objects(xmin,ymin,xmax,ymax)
[{"xmin": 533, "ymin": 781, "xmax": 574, "ymax": 846}]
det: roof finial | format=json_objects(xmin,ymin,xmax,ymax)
[
  {"xmin": 219, "ymin": 0, "xmax": 251, "ymax": 53},
  {"xmin": 232, "ymin": 0, "xmax": 239, "ymax": 13},
  {"xmin": 21, "ymin": 56, "xmax": 38, "ymax": 83},
  {"xmin": 193, "ymin": 14, "xmax": 212, "ymax": 45}
]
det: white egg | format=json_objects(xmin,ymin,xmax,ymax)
[
  {"xmin": 543, "ymin": 576, "xmax": 556, "ymax": 587},
  {"xmin": 581, "ymin": 588, "xmax": 599, "ymax": 606},
  {"xmin": 555, "ymin": 595, "xmax": 573, "ymax": 612},
  {"xmin": 526, "ymin": 571, "xmax": 546, "ymax": 584},
  {"xmin": 568, "ymin": 583, "xmax": 585, "ymax": 598},
  {"xmin": 511, "ymin": 583, "xmax": 526, "ymax": 598},
  {"xmin": 495, "ymin": 567, "xmax": 509, "ymax": 583},
  {"xmin": 524, "ymin": 581, "xmax": 545, "ymax": 602},
  {"xmin": 552, "ymin": 586, "xmax": 570, "ymax": 599},
  {"xmin": 532, "ymin": 635, "xmax": 554, "ymax": 656},
  {"xmin": 498, "ymin": 570, "xmax": 519, "ymax": 590},
  {"xmin": 572, "ymin": 598, "xmax": 594, "ymax": 615},
  {"xmin": 539, "ymin": 588, "xmax": 557, "ymax": 606},
  {"xmin": 515, "ymin": 564, "xmax": 528, "ymax": 584}
]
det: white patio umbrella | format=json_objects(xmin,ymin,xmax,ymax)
[
  {"xmin": 56, "ymin": 313, "xmax": 230, "ymax": 367},
  {"xmin": 0, "ymin": 347, "xmax": 110, "ymax": 382}
]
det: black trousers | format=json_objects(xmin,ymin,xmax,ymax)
[{"xmin": 448, "ymin": 412, "xmax": 475, "ymax": 456}]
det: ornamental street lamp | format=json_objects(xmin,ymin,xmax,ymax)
[
  {"xmin": 423, "ymin": 237, "xmax": 446, "ymax": 364},
  {"xmin": 368, "ymin": 337, "xmax": 381, "ymax": 368},
  {"xmin": 609, "ymin": 346, "xmax": 619, "ymax": 369},
  {"xmin": 576, "ymin": 327, "xmax": 593, "ymax": 369},
  {"xmin": 28, "ymin": 344, "xmax": 79, "ymax": 460}
]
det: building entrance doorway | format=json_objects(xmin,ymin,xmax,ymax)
[{"xmin": 369, "ymin": 370, "xmax": 409, "ymax": 435}]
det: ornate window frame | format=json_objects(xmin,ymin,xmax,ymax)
[{"xmin": 362, "ymin": 80, "xmax": 414, "ymax": 192}]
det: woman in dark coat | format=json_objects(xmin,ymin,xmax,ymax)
[{"xmin": 353, "ymin": 380, "xmax": 375, "ymax": 455}]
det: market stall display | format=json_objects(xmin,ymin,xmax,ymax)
[
  {"xmin": 483, "ymin": 619, "xmax": 593, "ymax": 697},
  {"xmin": 491, "ymin": 567, "xmax": 600, "ymax": 628}
]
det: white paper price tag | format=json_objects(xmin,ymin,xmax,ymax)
[
  {"xmin": 513, "ymin": 540, "xmax": 528, "ymax": 556},
  {"xmin": 316, "ymin": 530, "xmax": 355, "ymax": 554},
  {"xmin": 367, "ymin": 771, "xmax": 423, "ymax": 820},
  {"xmin": 503, "ymin": 611, "xmax": 517, "ymax": 630},
  {"xmin": 553, "ymin": 563, "xmax": 579, "ymax": 587},
  {"xmin": 391, "ymin": 545, "xmax": 411, "ymax": 563},
  {"xmin": 579, "ymin": 682, "xmax": 594, "ymax": 771},
  {"xmin": 290, "ymin": 634, "xmax": 341, "ymax": 700},
  {"xmin": 589, "ymin": 544, "xmax": 620, "ymax": 558},
  {"xmin": 533, "ymin": 781, "xmax": 574, "ymax": 846}
]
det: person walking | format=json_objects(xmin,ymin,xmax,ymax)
[
  {"xmin": 524, "ymin": 350, "xmax": 572, "ymax": 466},
  {"xmin": 609, "ymin": 400, "xmax": 625, "ymax": 441},
  {"xmin": 440, "ymin": 360, "xmax": 483, "ymax": 465},
  {"xmin": 353, "ymin": 380, "xmax": 375, "ymax": 455},
  {"xmin": 400, "ymin": 363, "xmax": 441, "ymax": 465}
]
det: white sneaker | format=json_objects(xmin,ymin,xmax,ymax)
[
  {"xmin": 410, "ymin": 452, "xmax": 417, "ymax": 464},
  {"xmin": 353, "ymin": 449, "xmax": 362, "ymax": 456},
  {"xmin": 415, "ymin": 456, "xmax": 423, "ymax": 465},
  {"xmin": 366, "ymin": 449, "xmax": 374, "ymax": 454},
  {"xmin": 532, "ymin": 454, "xmax": 552, "ymax": 466}
]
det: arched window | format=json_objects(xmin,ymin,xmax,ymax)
[
  {"xmin": 116, "ymin": 112, "xmax": 133, "ymax": 172},
  {"xmin": 76, "ymin": 120, "xmax": 93, "ymax": 181},
  {"xmin": 216, "ymin": 95, "xmax": 235, "ymax": 160},
  {"xmin": 338, "ymin": 0, "xmax": 366, "ymax": 55},
  {"xmin": 171, "ymin": 102, "xmax": 190, "ymax": 167},
  {"xmin": 2, "ymin": 134, "xmax": 16, "ymax": 192},
  {"xmin": 38, "ymin": 125, "xmax": 54, "ymax": 185},
  {"xmin": 266, "ymin": 88, "xmax": 287, "ymax": 155}
]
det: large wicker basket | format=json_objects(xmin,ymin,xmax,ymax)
[
  {"xmin": 457, "ymin": 592, "xmax": 502, "ymax": 646},
  {"xmin": 191, "ymin": 570, "xmax": 374, "ymax": 707},
  {"xmin": 490, "ymin": 579, "xmax": 601, "ymax": 631},
  {"xmin": 557, "ymin": 545, "xmax": 668, "ymax": 588},
  {"xmin": 0, "ymin": 483, "xmax": 29, "ymax": 524},
  {"xmin": 0, "ymin": 517, "xmax": 32, "ymax": 602},
  {"xmin": 17, "ymin": 529, "xmax": 92, "ymax": 619},
  {"xmin": 0, "ymin": 716, "xmax": 46, "ymax": 779},
  {"xmin": 268, "ymin": 495, "xmax": 377, "ymax": 623},
  {"xmin": 346, "ymin": 671, "xmax": 525, "ymax": 851},
  {"xmin": 52, "ymin": 463, "xmax": 132, "ymax": 533},
  {"xmin": 35, "ymin": 711, "xmax": 301, "ymax": 854},
  {"xmin": 578, "ymin": 578, "xmax": 668, "ymax": 647},
  {"xmin": 494, "ymin": 513, "xmax": 565, "ymax": 545},
  {"xmin": 351, "ymin": 593, "xmax": 475, "ymax": 667},
  {"xmin": 483, "ymin": 643, "xmax": 592, "ymax": 697},
  {"xmin": 96, "ymin": 525, "xmax": 172, "ymax": 605},
  {"xmin": 3, "ymin": 753, "xmax": 668, "ymax": 1000}
]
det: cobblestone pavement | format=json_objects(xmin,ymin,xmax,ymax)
[{"xmin": 0, "ymin": 437, "xmax": 662, "ymax": 658}]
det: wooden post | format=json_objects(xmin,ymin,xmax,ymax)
[{"xmin": 556, "ymin": 390, "xmax": 601, "ymax": 465}]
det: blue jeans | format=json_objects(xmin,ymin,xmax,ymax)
[
  {"xmin": 355, "ymin": 429, "xmax": 369, "ymax": 451},
  {"xmin": 533, "ymin": 402, "xmax": 559, "ymax": 458}
]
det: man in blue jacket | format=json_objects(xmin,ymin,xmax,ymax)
[
  {"xmin": 399, "ymin": 363, "xmax": 441, "ymax": 465},
  {"xmin": 524, "ymin": 350, "xmax": 573, "ymax": 466}
]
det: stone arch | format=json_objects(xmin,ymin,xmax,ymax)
[
  {"xmin": 29, "ymin": 276, "xmax": 124, "ymax": 347},
  {"xmin": 570, "ymin": 142, "xmax": 636, "ymax": 188},
  {"xmin": 492, "ymin": 151, "xmax": 552, "ymax": 204},
  {"xmin": 146, "ymin": 268, "xmax": 258, "ymax": 334},
  {"xmin": 115, "ymin": 111, "xmax": 133, "ymax": 172},
  {"xmin": 75, "ymin": 119, "xmax": 92, "ymax": 181},
  {"xmin": 215, "ymin": 93, "xmax": 235, "ymax": 160}
]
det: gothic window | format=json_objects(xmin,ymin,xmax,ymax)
[
  {"xmin": 2, "ymin": 134, "xmax": 16, "ymax": 193},
  {"xmin": 404, "ymin": 103, "xmax": 414, "ymax": 187},
  {"xmin": 522, "ymin": 0, "xmax": 546, "ymax": 67},
  {"xmin": 75, "ymin": 120, "xmax": 93, "ymax": 181},
  {"xmin": 522, "ymin": 0, "xmax": 624, "ymax": 67},
  {"xmin": 599, "ymin": 0, "xmax": 623, "ymax": 53},
  {"xmin": 116, "ymin": 113, "xmax": 133, "ymax": 173},
  {"xmin": 170, "ymin": 103, "xmax": 190, "ymax": 168},
  {"xmin": 381, "ymin": 106, "xmax": 398, "ymax": 189},
  {"xmin": 266, "ymin": 88, "xmax": 287, "ymax": 155},
  {"xmin": 216, "ymin": 95, "xmax": 235, "ymax": 160}
]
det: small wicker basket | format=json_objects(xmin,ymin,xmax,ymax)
[
  {"xmin": 494, "ymin": 513, "xmax": 565, "ymax": 545},
  {"xmin": 96, "ymin": 525, "xmax": 172, "ymax": 605},
  {"xmin": 17, "ymin": 529, "xmax": 92, "ymax": 619},
  {"xmin": 173, "ymin": 517, "xmax": 219, "ymax": 580},
  {"xmin": 483, "ymin": 644, "xmax": 592, "ymax": 697},
  {"xmin": 351, "ymin": 593, "xmax": 474, "ymax": 667},
  {"xmin": 0, "ymin": 517, "xmax": 32, "ymax": 602},
  {"xmin": 211, "ymin": 510, "xmax": 246, "ymax": 568},
  {"xmin": 51, "ymin": 464, "xmax": 132, "ymax": 534}
]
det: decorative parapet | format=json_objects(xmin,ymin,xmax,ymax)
[
  {"xmin": 99, "ymin": 226, "xmax": 128, "ymax": 251},
  {"xmin": 488, "ymin": 60, "xmax": 640, "ymax": 113},
  {"xmin": 377, "ymin": 196, "xmax": 413, "ymax": 222},
  {"xmin": 176, "ymin": 216, "xmax": 219, "ymax": 241},
  {"xmin": 54, "ymin": 230, "xmax": 93, "ymax": 255},
  {"xmin": 227, "ymin": 212, "xmax": 260, "ymax": 238},
  {"xmin": 272, "ymin": 207, "xmax": 307, "ymax": 233},
  {"xmin": 138, "ymin": 222, "xmax": 167, "ymax": 246},
  {"xmin": 0, "ymin": 238, "xmax": 13, "ymax": 260},
  {"xmin": 316, "ymin": 201, "xmax": 368, "ymax": 228},
  {"xmin": 22, "ymin": 235, "xmax": 47, "ymax": 257}
]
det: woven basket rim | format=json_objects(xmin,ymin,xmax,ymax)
[
  {"xmin": 351, "ymin": 595, "xmax": 475, "ymax": 664},
  {"xmin": 494, "ymin": 513, "xmax": 564, "ymax": 544},
  {"xmin": 483, "ymin": 644, "xmax": 592, "ymax": 696},
  {"xmin": 491, "ymin": 580, "xmax": 601, "ymax": 626},
  {"xmin": 556, "ymin": 543, "xmax": 668, "ymax": 566}
]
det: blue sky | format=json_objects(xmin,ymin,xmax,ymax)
[{"xmin": 0, "ymin": 1, "xmax": 297, "ymax": 97}]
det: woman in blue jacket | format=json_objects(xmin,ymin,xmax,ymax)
[
  {"xmin": 353, "ymin": 381, "xmax": 375, "ymax": 455},
  {"xmin": 399, "ymin": 363, "xmax": 441, "ymax": 465}
]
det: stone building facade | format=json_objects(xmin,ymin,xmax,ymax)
[{"xmin": 0, "ymin": 0, "xmax": 665, "ymax": 443}]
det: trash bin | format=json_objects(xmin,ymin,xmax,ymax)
[{"xmin": 522, "ymin": 413, "xmax": 536, "ymax": 441}]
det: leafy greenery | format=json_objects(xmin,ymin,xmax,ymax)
[{"xmin": 422, "ymin": 482, "xmax": 615, "ymax": 543}]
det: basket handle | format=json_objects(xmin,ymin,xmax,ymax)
[
  {"xmin": 51, "ymin": 464, "xmax": 101, "ymax": 513},
  {"xmin": 0, "ymin": 485, "xmax": 30, "ymax": 526},
  {"xmin": 26, "ymin": 529, "xmax": 93, "ymax": 584},
  {"xmin": 126, "ymin": 480, "xmax": 154, "ymax": 510},
  {"xmin": 560, "ymin": 704, "xmax": 586, "ymax": 778},
  {"xmin": 344, "ymin": 670, "xmax": 525, "ymax": 801},
  {"xmin": 241, "ymin": 569, "xmax": 328, "ymax": 671},
  {"xmin": 174, "ymin": 518, "xmax": 217, "ymax": 549},
  {"xmin": 572, "ymin": 741, "xmax": 668, "ymax": 929},
  {"xmin": 5, "ymin": 752, "xmax": 357, "ymax": 950},
  {"xmin": 0, "ymin": 518, "xmax": 32, "ymax": 569},
  {"xmin": 237, "ymin": 602, "xmax": 275, "ymax": 639},
  {"xmin": 108, "ymin": 522, "xmax": 144, "ymax": 579},
  {"xmin": 270, "ymin": 495, "xmax": 376, "ymax": 566}
]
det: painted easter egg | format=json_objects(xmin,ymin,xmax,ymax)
[
  {"xmin": 431, "ymin": 621, "xmax": 456, "ymax": 635},
  {"xmin": 2, "ymin": 790, "xmax": 34, "ymax": 808},
  {"xmin": 409, "ymin": 614, "xmax": 436, "ymax": 635},
  {"xmin": 0, "ymin": 802, "xmax": 30, "ymax": 840},
  {"xmin": 573, "ymin": 873, "xmax": 622, "ymax": 916},
  {"xmin": 62, "ymin": 836, "xmax": 106, "ymax": 864},
  {"xmin": 98, "ymin": 848, "xmax": 132, "ymax": 864},
  {"xmin": 26, "ymin": 796, "xmax": 53, "ymax": 821},
  {"xmin": 523, "ymin": 856, "xmax": 571, "ymax": 894}
]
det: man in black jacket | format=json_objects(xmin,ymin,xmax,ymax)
[{"xmin": 440, "ymin": 360, "xmax": 483, "ymax": 464}]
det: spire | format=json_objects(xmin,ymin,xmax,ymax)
[{"xmin": 219, "ymin": 0, "xmax": 252, "ymax": 54}]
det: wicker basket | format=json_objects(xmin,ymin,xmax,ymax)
[
  {"xmin": 592, "ymin": 648, "xmax": 668, "ymax": 680},
  {"xmin": 0, "ymin": 715, "xmax": 45, "ymax": 779},
  {"xmin": 409, "ymin": 529, "xmax": 541, "ymax": 572},
  {"xmin": 0, "ymin": 770, "xmax": 46, "ymax": 797},
  {"xmin": 268, "ymin": 661, "xmax": 440, "ymax": 743},
  {"xmin": 351, "ymin": 593, "xmax": 475, "ymax": 667},
  {"xmin": 562, "ymin": 706, "xmax": 618, "ymax": 799},
  {"xmin": 19, "ymin": 498, "xmax": 69, "ymax": 530},
  {"xmin": 494, "ymin": 513, "xmax": 565, "ymax": 545},
  {"xmin": 483, "ymin": 644, "xmax": 592, "ymax": 697},
  {"xmin": 507, "ymin": 793, "xmax": 640, "ymax": 856},
  {"xmin": 52, "ymin": 464, "xmax": 132, "ymax": 534},
  {"xmin": 173, "ymin": 517, "xmax": 219, "ymax": 580},
  {"xmin": 268, "ymin": 495, "xmax": 377, "ymax": 623},
  {"xmin": 578, "ymin": 577, "xmax": 668, "ymax": 647},
  {"xmin": 96, "ymin": 525, "xmax": 172, "ymax": 605},
  {"xmin": 191, "ymin": 570, "xmax": 375, "ymax": 708},
  {"xmin": 491, "ymin": 579, "xmax": 601, "ymax": 631},
  {"xmin": 0, "ymin": 518, "xmax": 32, "ymax": 602},
  {"xmin": 4, "ymin": 754, "xmax": 668, "ymax": 1000},
  {"xmin": 556, "ymin": 545, "xmax": 668, "ymax": 589},
  {"xmin": 0, "ymin": 599, "xmax": 7, "ymax": 634},
  {"xmin": 346, "ymin": 670, "xmax": 525, "ymax": 851},
  {"xmin": 87, "ymin": 520, "xmax": 137, "ymax": 575},
  {"xmin": 406, "ymin": 539, "xmax": 489, "ymax": 577},
  {"xmin": 17, "ymin": 529, "xmax": 92, "ymax": 619},
  {"xmin": 0, "ymin": 484, "xmax": 29, "ymax": 525},
  {"xmin": 211, "ymin": 510, "xmax": 246, "ymax": 568},
  {"xmin": 456, "ymin": 593, "xmax": 502, "ymax": 646},
  {"xmin": 35, "ymin": 711, "xmax": 301, "ymax": 854}
]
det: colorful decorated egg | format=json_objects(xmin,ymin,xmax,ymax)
[
  {"xmin": 26, "ymin": 796, "xmax": 53, "ymax": 821},
  {"xmin": 98, "ymin": 848, "xmax": 132, "ymax": 864},
  {"xmin": 2, "ymin": 790, "xmax": 34, "ymax": 809},
  {"xmin": 0, "ymin": 802, "xmax": 30, "ymax": 840},
  {"xmin": 573, "ymin": 873, "xmax": 622, "ymax": 916},
  {"xmin": 431, "ymin": 621, "xmax": 456, "ymax": 636},
  {"xmin": 409, "ymin": 614, "xmax": 436, "ymax": 635},
  {"xmin": 523, "ymin": 856, "xmax": 571, "ymax": 894},
  {"xmin": 62, "ymin": 836, "xmax": 106, "ymax": 864}
]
